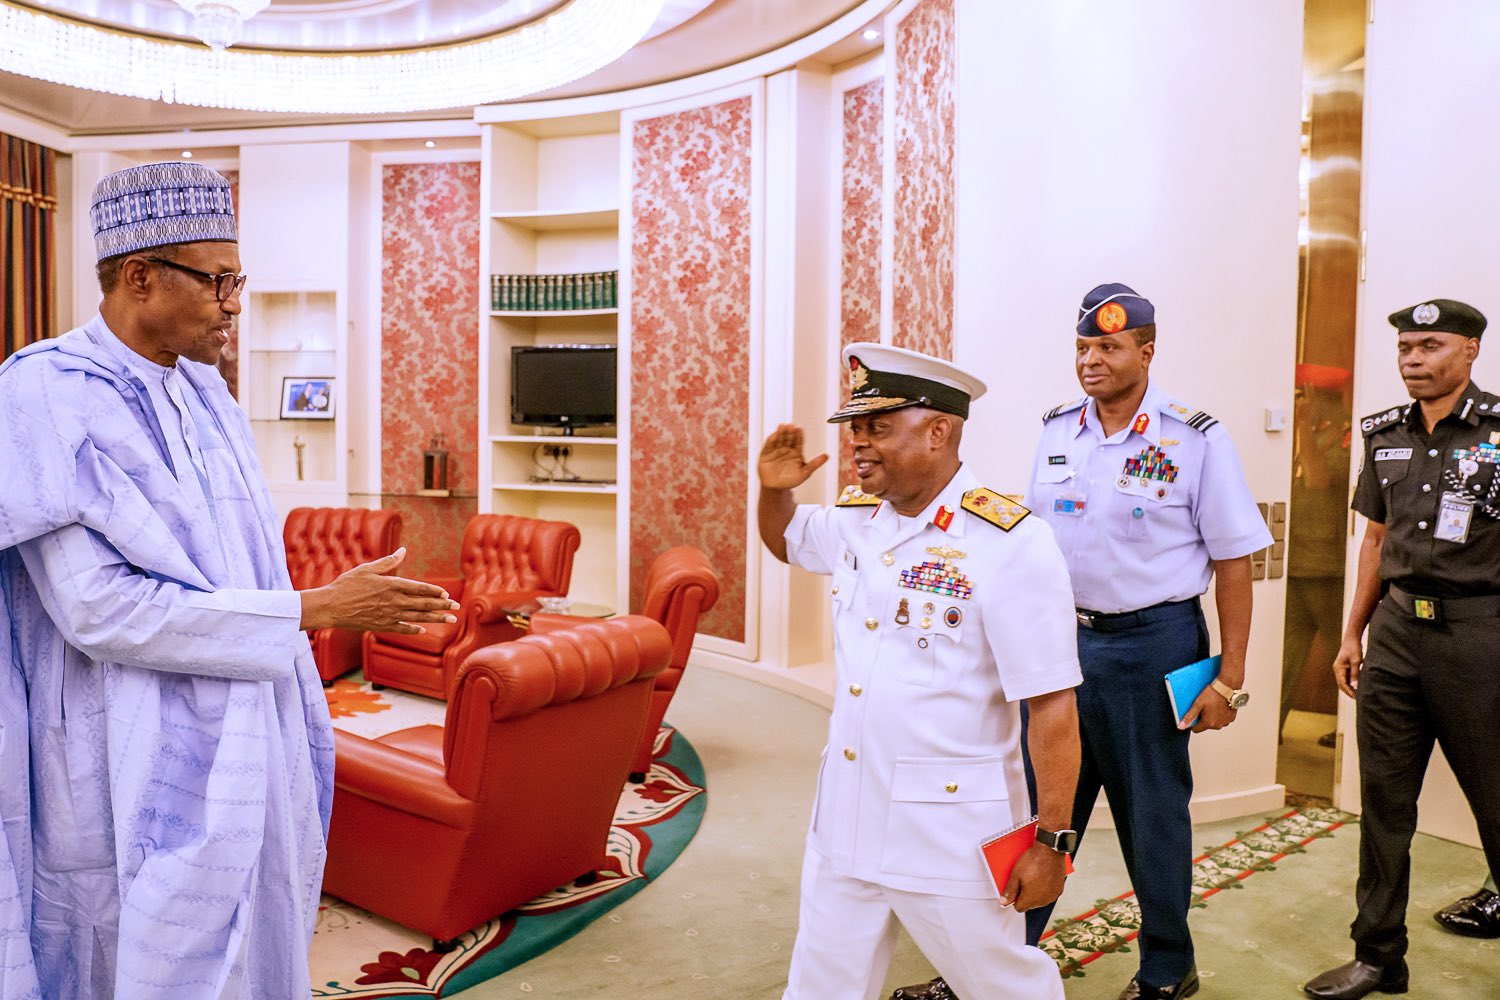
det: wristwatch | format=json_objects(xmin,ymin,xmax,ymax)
[
  {"xmin": 1035, "ymin": 826, "xmax": 1078, "ymax": 855},
  {"xmin": 1210, "ymin": 678, "xmax": 1250, "ymax": 710}
]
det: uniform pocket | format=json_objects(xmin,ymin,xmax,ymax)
[
  {"xmin": 881, "ymin": 756, "xmax": 1011, "ymax": 882},
  {"xmin": 883, "ymin": 590, "xmax": 966, "ymax": 687}
]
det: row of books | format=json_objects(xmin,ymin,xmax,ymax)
[{"xmin": 490, "ymin": 271, "xmax": 618, "ymax": 312}]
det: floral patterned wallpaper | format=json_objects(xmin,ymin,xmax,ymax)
[
  {"xmin": 892, "ymin": 0, "xmax": 955, "ymax": 360},
  {"xmin": 630, "ymin": 97, "xmax": 753, "ymax": 644},
  {"xmin": 839, "ymin": 78, "xmax": 884, "ymax": 488},
  {"xmin": 380, "ymin": 163, "xmax": 481, "ymax": 580}
]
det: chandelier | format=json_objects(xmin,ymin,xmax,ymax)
[
  {"xmin": 173, "ymin": 0, "xmax": 271, "ymax": 51},
  {"xmin": 0, "ymin": 0, "xmax": 665, "ymax": 113}
]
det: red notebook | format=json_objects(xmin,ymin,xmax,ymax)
[{"xmin": 979, "ymin": 819, "xmax": 1074, "ymax": 900}]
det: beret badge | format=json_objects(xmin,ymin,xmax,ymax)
[
  {"xmin": 1096, "ymin": 302, "xmax": 1129, "ymax": 334},
  {"xmin": 1413, "ymin": 303, "xmax": 1440, "ymax": 325}
]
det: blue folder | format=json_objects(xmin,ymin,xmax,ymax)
[{"xmin": 1164, "ymin": 654, "xmax": 1221, "ymax": 724}]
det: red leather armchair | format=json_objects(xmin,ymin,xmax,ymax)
[
  {"xmin": 533, "ymin": 546, "xmax": 718, "ymax": 782},
  {"xmin": 362, "ymin": 514, "xmax": 581, "ymax": 699},
  {"xmin": 322, "ymin": 615, "xmax": 671, "ymax": 945},
  {"xmin": 282, "ymin": 506, "xmax": 403, "ymax": 684}
]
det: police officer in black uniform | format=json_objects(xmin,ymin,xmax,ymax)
[{"xmin": 1304, "ymin": 299, "xmax": 1500, "ymax": 1000}]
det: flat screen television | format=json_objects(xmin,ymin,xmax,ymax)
[{"xmin": 510, "ymin": 344, "xmax": 617, "ymax": 433}]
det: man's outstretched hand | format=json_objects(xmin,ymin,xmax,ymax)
[{"xmin": 299, "ymin": 547, "xmax": 460, "ymax": 634}]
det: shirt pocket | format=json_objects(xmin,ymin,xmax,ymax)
[
  {"xmin": 881, "ymin": 755, "xmax": 1012, "ymax": 883},
  {"xmin": 882, "ymin": 589, "xmax": 967, "ymax": 687},
  {"xmin": 1032, "ymin": 465, "xmax": 1075, "ymax": 511}
]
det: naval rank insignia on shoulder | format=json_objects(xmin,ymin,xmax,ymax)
[
  {"xmin": 961, "ymin": 488, "xmax": 1030, "ymax": 532},
  {"xmin": 1359, "ymin": 404, "xmax": 1409, "ymax": 435},
  {"xmin": 1041, "ymin": 397, "xmax": 1086, "ymax": 423},
  {"xmin": 836, "ymin": 484, "xmax": 881, "ymax": 507}
]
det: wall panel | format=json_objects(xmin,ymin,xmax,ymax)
[
  {"xmin": 629, "ymin": 97, "xmax": 754, "ymax": 643},
  {"xmin": 838, "ymin": 77, "xmax": 884, "ymax": 487}
]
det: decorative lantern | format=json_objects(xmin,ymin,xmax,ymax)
[{"xmin": 420, "ymin": 433, "xmax": 450, "ymax": 496}]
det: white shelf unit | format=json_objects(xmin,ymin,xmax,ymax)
[
  {"xmin": 238, "ymin": 286, "xmax": 348, "ymax": 504},
  {"xmin": 478, "ymin": 117, "xmax": 625, "ymax": 610}
]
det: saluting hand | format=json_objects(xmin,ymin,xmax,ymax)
[
  {"xmin": 758, "ymin": 423, "xmax": 829, "ymax": 490},
  {"xmin": 299, "ymin": 547, "xmax": 461, "ymax": 635}
]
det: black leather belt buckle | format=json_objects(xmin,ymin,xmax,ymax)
[{"xmin": 1412, "ymin": 596, "xmax": 1442, "ymax": 623}]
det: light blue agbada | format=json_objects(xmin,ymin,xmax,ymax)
[{"xmin": 0, "ymin": 314, "xmax": 334, "ymax": 999}]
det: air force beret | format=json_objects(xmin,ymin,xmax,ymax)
[
  {"xmin": 90, "ymin": 161, "xmax": 237, "ymax": 263},
  {"xmin": 1388, "ymin": 299, "xmax": 1486, "ymax": 339},
  {"xmin": 1077, "ymin": 282, "xmax": 1155, "ymax": 337},
  {"xmin": 828, "ymin": 343, "xmax": 987, "ymax": 423}
]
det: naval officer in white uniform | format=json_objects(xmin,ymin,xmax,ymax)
[{"xmin": 758, "ymin": 343, "xmax": 1083, "ymax": 1000}]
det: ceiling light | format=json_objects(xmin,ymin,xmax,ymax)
[
  {"xmin": 861, "ymin": 28, "xmax": 880, "ymax": 41},
  {"xmin": 0, "ymin": 0, "xmax": 665, "ymax": 114},
  {"xmin": 424, "ymin": 140, "xmax": 436, "ymax": 148},
  {"xmin": 181, "ymin": 150, "xmax": 193, "ymax": 158},
  {"xmin": 172, "ymin": 0, "xmax": 271, "ymax": 52}
]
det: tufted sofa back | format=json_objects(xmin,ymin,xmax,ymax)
[
  {"xmin": 284, "ymin": 507, "xmax": 403, "ymax": 590},
  {"xmin": 459, "ymin": 513, "xmax": 579, "ymax": 596}
]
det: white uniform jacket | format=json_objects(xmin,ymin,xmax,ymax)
[{"xmin": 784, "ymin": 465, "xmax": 1082, "ymax": 899}]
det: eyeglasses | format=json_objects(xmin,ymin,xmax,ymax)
[{"xmin": 145, "ymin": 257, "xmax": 248, "ymax": 302}]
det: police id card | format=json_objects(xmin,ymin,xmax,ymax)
[{"xmin": 1435, "ymin": 492, "xmax": 1474, "ymax": 543}]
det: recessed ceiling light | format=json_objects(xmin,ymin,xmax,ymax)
[
  {"xmin": 861, "ymin": 28, "xmax": 879, "ymax": 41},
  {"xmin": 181, "ymin": 150, "xmax": 193, "ymax": 158},
  {"xmin": 424, "ymin": 140, "xmax": 436, "ymax": 148}
]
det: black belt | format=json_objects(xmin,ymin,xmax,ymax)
[
  {"xmin": 1386, "ymin": 584, "xmax": 1500, "ymax": 624},
  {"xmin": 1075, "ymin": 597, "xmax": 1200, "ymax": 633}
]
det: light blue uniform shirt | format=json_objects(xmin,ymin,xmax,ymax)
[{"xmin": 1025, "ymin": 381, "xmax": 1272, "ymax": 614}]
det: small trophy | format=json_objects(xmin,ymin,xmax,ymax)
[{"xmin": 293, "ymin": 434, "xmax": 306, "ymax": 481}]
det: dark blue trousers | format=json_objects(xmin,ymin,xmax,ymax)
[{"xmin": 1024, "ymin": 599, "xmax": 1208, "ymax": 989}]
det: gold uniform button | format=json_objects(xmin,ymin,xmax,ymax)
[
  {"xmin": 849, "ymin": 684, "xmax": 863, "ymax": 697},
  {"xmin": 865, "ymin": 618, "xmax": 878, "ymax": 631},
  {"xmin": 945, "ymin": 782, "xmax": 958, "ymax": 794},
  {"xmin": 844, "ymin": 748, "xmax": 857, "ymax": 761},
  {"xmin": 881, "ymin": 552, "xmax": 895, "ymax": 566},
  {"xmin": 831, "ymin": 585, "xmax": 840, "ymax": 595}
]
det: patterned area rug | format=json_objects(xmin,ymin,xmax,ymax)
[
  {"xmin": 309, "ymin": 680, "xmax": 707, "ymax": 998},
  {"xmin": 1039, "ymin": 800, "xmax": 1354, "ymax": 978}
]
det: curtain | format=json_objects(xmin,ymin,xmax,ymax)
[{"xmin": 1, "ymin": 132, "xmax": 58, "ymax": 358}]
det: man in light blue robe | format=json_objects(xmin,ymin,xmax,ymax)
[{"xmin": 0, "ymin": 162, "xmax": 458, "ymax": 999}]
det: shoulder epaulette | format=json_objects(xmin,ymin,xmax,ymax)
[
  {"xmin": 961, "ymin": 488, "xmax": 1030, "ymax": 532},
  {"xmin": 1183, "ymin": 409, "xmax": 1219, "ymax": 433},
  {"xmin": 1464, "ymin": 392, "xmax": 1500, "ymax": 420},
  {"xmin": 835, "ymin": 484, "xmax": 881, "ymax": 507},
  {"xmin": 1041, "ymin": 397, "xmax": 1086, "ymax": 423},
  {"xmin": 1359, "ymin": 405, "xmax": 1408, "ymax": 435}
]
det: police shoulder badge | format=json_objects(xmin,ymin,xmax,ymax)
[
  {"xmin": 1041, "ymin": 397, "xmax": 1087, "ymax": 422},
  {"xmin": 962, "ymin": 488, "xmax": 1030, "ymax": 532},
  {"xmin": 1359, "ymin": 405, "xmax": 1407, "ymax": 436},
  {"xmin": 836, "ymin": 484, "xmax": 881, "ymax": 507}
]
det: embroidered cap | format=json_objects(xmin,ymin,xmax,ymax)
[
  {"xmin": 828, "ymin": 343, "xmax": 987, "ymax": 423},
  {"xmin": 91, "ymin": 162, "xmax": 237, "ymax": 262},
  {"xmin": 1076, "ymin": 282, "xmax": 1155, "ymax": 337},
  {"xmin": 1388, "ymin": 298, "xmax": 1486, "ymax": 339}
]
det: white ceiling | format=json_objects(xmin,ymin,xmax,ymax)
[{"xmin": 0, "ymin": 0, "xmax": 881, "ymax": 135}]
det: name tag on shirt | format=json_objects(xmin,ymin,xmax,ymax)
[
  {"xmin": 1374, "ymin": 447, "xmax": 1413, "ymax": 461},
  {"xmin": 1047, "ymin": 455, "xmax": 1067, "ymax": 465},
  {"xmin": 1053, "ymin": 491, "xmax": 1088, "ymax": 517}
]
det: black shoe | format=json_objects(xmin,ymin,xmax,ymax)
[
  {"xmin": 1302, "ymin": 958, "xmax": 1408, "ymax": 999},
  {"xmin": 891, "ymin": 977, "xmax": 958, "ymax": 1000},
  {"xmin": 1433, "ymin": 886, "xmax": 1500, "ymax": 938},
  {"xmin": 1117, "ymin": 967, "xmax": 1199, "ymax": 1000}
]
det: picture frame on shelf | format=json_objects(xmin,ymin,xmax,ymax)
[{"xmin": 280, "ymin": 377, "xmax": 336, "ymax": 420}]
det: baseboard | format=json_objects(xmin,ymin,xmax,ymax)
[
  {"xmin": 1088, "ymin": 782, "xmax": 1288, "ymax": 829},
  {"xmin": 690, "ymin": 650, "xmax": 835, "ymax": 711}
]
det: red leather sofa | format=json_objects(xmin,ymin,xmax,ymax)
[
  {"xmin": 322, "ymin": 615, "xmax": 671, "ymax": 945},
  {"xmin": 362, "ymin": 513, "xmax": 580, "ymax": 699},
  {"xmin": 532, "ymin": 546, "xmax": 719, "ymax": 782},
  {"xmin": 282, "ymin": 506, "xmax": 403, "ymax": 684}
]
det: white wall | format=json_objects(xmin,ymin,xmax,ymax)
[
  {"xmin": 1336, "ymin": 0, "xmax": 1500, "ymax": 848},
  {"xmin": 955, "ymin": 0, "xmax": 1304, "ymax": 821}
]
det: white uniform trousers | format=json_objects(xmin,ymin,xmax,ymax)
[{"xmin": 783, "ymin": 848, "xmax": 1065, "ymax": 1000}]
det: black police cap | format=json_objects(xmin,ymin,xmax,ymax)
[{"xmin": 1388, "ymin": 299, "xmax": 1486, "ymax": 339}]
